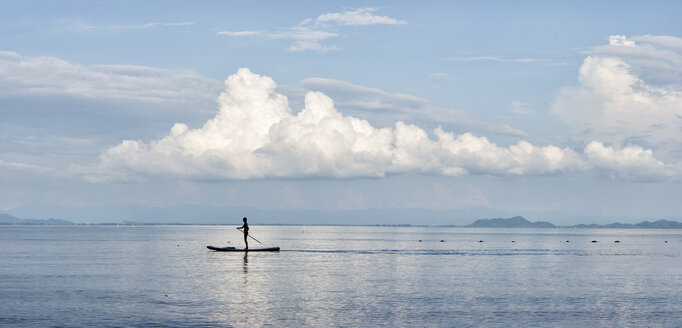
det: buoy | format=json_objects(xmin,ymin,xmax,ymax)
[{"xmin": 302, "ymin": 226, "xmax": 306, "ymax": 233}]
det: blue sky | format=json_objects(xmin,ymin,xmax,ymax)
[{"xmin": 2, "ymin": 1, "xmax": 682, "ymax": 224}]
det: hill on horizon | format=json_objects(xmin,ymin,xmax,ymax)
[
  {"xmin": 0, "ymin": 213, "xmax": 73, "ymax": 225},
  {"xmin": 467, "ymin": 216, "xmax": 556, "ymax": 228}
]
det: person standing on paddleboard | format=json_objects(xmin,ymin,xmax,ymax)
[{"xmin": 237, "ymin": 217, "xmax": 249, "ymax": 249}]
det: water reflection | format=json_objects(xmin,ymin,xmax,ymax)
[{"xmin": 242, "ymin": 253, "xmax": 248, "ymax": 282}]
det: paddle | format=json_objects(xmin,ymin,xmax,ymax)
[{"xmin": 237, "ymin": 227, "xmax": 264, "ymax": 244}]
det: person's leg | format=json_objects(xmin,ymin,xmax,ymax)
[{"xmin": 244, "ymin": 234, "xmax": 248, "ymax": 249}]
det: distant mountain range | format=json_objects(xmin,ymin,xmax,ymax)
[
  {"xmin": 1, "ymin": 212, "xmax": 681, "ymax": 228},
  {"xmin": 571, "ymin": 220, "xmax": 682, "ymax": 229},
  {"xmin": 0, "ymin": 213, "xmax": 73, "ymax": 225},
  {"xmin": 467, "ymin": 216, "xmax": 682, "ymax": 229}
]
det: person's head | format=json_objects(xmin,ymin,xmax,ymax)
[{"xmin": 243, "ymin": 217, "xmax": 247, "ymax": 222}]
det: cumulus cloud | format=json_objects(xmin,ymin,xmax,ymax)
[
  {"xmin": 81, "ymin": 69, "xmax": 676, "ymax": 182},
  {"xmin": 553, "ymin": 35, "xmax": 682, "ymax": 157},
  {"xmin": 583, "ymin": 142, "xmax": 669, "ymax": 181},
  {"xmin": 0, "ymin": 52, "xmax": 221, "ymax": 103}
]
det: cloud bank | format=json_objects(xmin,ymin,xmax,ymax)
[{"xmin": 83, "ymin": 68, "xmax": 676, "ymax": 182}]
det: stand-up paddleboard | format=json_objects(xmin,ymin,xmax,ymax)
[{"xmin": 207, "ymin": 246, "xmax": 280, "ymax": 252}]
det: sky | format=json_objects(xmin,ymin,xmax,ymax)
[{"xmin": 1, "ymin": 1, "xmax": 682, "ymax": 224}]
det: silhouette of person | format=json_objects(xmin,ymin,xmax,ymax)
[{"xmin": 237, "ymin": 217, "xmax": 249, "ymax": 249}]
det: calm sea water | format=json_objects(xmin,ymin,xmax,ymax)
[{"xmin": 1, "ymin": 225, "xmax": 680, "ymax": 327}]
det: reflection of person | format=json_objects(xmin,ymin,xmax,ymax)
[{"xmin": 237, "ymin": 217, "xmax": 249, "ymax": 249}]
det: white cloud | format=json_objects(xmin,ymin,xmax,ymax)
[
  {"xmin": 80, "ymin": 68, "xmax": 676, "ymax": 182},
  {"xmin": 315, "ymin": 8, "xmax": 406, "ymax": 26},
  {"xmin": 267, "ymin": 27, "xmax": 340, "ymax": 52},
  {"xmin": 0, "ymin": 52, "xmax": 221, "ymax": 103},
  {"xmin": 510, "ymin": 101, "xmax": 534, "ymax": 115},
  {"xmin": 219, "ymin": 8, "xmax": 404, "ymax": 52},
  {"xmin": 445, "ymin": 56, "xmax": 539, "ymax": 63},
  {"xmin": 583, "ymin": 142, "xmax": 671, "ymax": 181},
  {"xmin": 269, "ymin": 27, "xmax": 339, "ymax": 41},
  {"xmin": 288, "ymin": 41, "xmax": 338, "ymax": 52},
  {"xmin": 217, "ymin": 30, "xmax": 260, "ymax": 36},
  {"xmin": 609, "ymin": 35, "xmax": 635, "ymax": 47},
  {"xmin": 107, "ymin": 21, "xmax": 194, "ymax": 30},
  {"xmin": 428, "ymin": 72, "xmax": 449, "ymax": 79},
  {"xmin": 0, "ymin": 51, "xmax": 22, "ymax": 59},
  {"xmin": 0, "ymin": 159, "xmax": 59, "ymax": 176},
  {"xmin": 553, "ymin": 36, "xmax": 682, "ymax": 157}
]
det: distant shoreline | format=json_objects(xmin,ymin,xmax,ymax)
[{"xmin": 2, "ymin": 214, "xmax": 682, "ymax": 229}]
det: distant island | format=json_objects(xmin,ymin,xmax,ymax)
[
  {"xmin": 0, "ymin": 213, "xmax": 73, "ymax": 225},
  {"xmin": 467, "ymin": 216, "xmax": 556, "ymax": 228}
]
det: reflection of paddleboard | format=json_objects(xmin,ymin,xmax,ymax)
[{"xmin": 207, "ymin": 246, "xmax": 280, "ymax": 252}]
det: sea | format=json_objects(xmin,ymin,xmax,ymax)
[{"xmin": 1, "ymin": 225, "xmax": 680, "ymax": 327}]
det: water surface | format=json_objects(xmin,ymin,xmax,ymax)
[{"xmin": 1, "ymin": 225, "xmax": 680, "ymax": 327}]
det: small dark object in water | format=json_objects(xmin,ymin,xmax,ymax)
[
  {"xmin": 511, "ymin": 241, "xmax": 515, "ymax": 243},
  {"xmin": 440, "ymin": 240, "xmax": 445, "ymax": 242},
  {"xmin": 418, "ymin": 240, "xmax": 422, "ymax": 242},
  {"xmin": 592, "ymin": 240, "xmax": 597, "ymax": 243},
  {"xmin": 665, "ymin": 241, "xmax": 668, "ymax": 243},
  {"xmin": 614, "ymin": 240, "xmax": 620, "ymax": 243},
  {"xmin": 566, "ymin": 241, "xmax": 570, "ymax": 243},
  {"xmin": 478, "ymin": 240, "xmax": 484, "ymax": 243}
]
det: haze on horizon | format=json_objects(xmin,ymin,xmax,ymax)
[{"xmin": 1, "ymin": 1, "xmax": 682, "ymax": 225}]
